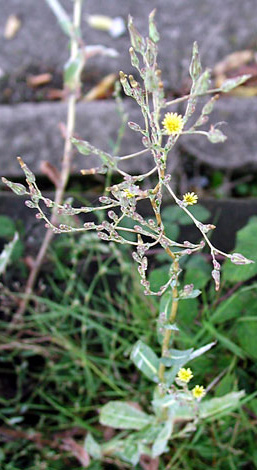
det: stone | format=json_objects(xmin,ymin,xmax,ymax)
[
  {"xmin": 0, "ymin": 100, "xmax": 174, "ymax": 178},
  {"xmin": 178, "ymin": 96, "xmax": 257, "ymax": 168},
  {"xmin": 1, "ymin": 0, "xmax": 257, "ymax": 177},
  {"xmin": 1, "ymin": 0, "xmax": 257, "ymax": 90}
]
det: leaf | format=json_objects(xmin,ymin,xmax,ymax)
[
  {"xmin": 0, "ymin": 233, "xmax": 19, "ymax": 275},
  {"xmin": 64, "ymin": 52, "xmax": 84, "ymax": 90},
  {"xmin": 236, "ymin": 317, "xmax": 257, "ymax": 359},
  {"xmin": 161, "ymin": 348, "xmax": 193, "ymax": 368},
  {"xmin": 199, "ymin": 391, "xmax": 245, "ymax": 419},
  {"xmin": 99, "ymin": 401, "xmax": 153, "ymax": 430},
  {"xmin": 184, "ymin": 254, "xmax": 212, "ymax": 289},
  {"xmin": 72, "ymin": 138, "xmax": 116, "ymax": 169},
  {"xmin": 148, "ymin": 9, "xmax": 160, "ymax": 43},
  {"xmin": 149, "ymin": 267, "xmax": 169, "ymax": 292},
  {"xmin": 164, "ymin": 342, "xmax": 216, "ymax": 385},
  {"xmin": 0, "ymin": 216, "xmax": 16, "ymax": 238},
  {"xmin": 116, "ymin": 440, "xmax": 141, "ymax": 466},
  {"xmin": 163, "ymin": 223, "xmax": 179, "ymax": 242},
  {"xmin": 189, "ymin": 42, "xmax": 202, "ymax": 82},
  {"xmin": 130, "ymin": 340, "xmax": 159, "ymax": 382},
  {"xmin": 162, "ymin": 204, "xmax": 210, "ymax": 226},
  {"xmin": 220, "ymin": 74, "xmax": 251, "ymax": 92},
  {"xmin": 203, "ymin": 322, "xmax": 245, "ymax": 358},
  {"xmin": 2, "ymin": 177, "xmax": 27, "ymax": 196},
  {"xmin": 84, "ymin": 433, "xmax": 101, "ymax": 459},
  {"xmin": 152, "ymin": 420, "xmax": 172, "ymax": 457},
  {"xmin": 45, "ymin": 0, "xmax": 73, "ymax": 37},
  {"xmin": 189, "ymin": 341, "xmax": 216, "ymax": 361},
  {"xmin": 222, "ymin": 217, "xmax": 257, "ymax": 283},
  {"xmin": 193, "ymin": 69, "xmax": 211, "ymax": 96},
  {"xmin": 211, "ymin": 285, "xmax": 257, "ymax": 324},
  {"xmin": 128, "ymin": 15, "xmax": 145, "ymax": 54}
]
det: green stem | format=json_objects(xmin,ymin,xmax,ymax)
[{"xmin": 158, "ymin": 258, "xmax": 180, "ymax": 385}]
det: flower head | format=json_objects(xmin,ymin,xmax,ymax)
[
  {"xmin": 123, "ymin": 189, "xmax": 135, "ymax": 199},
  {"xmin": 183, "ymin": 192, "xmax": 198, "ymax": 206},
  {"xmin": 192, "ymin": 385, "xmax": 206, "ymax": 399},
  {"xmin": 177, "ymin": 367, "xmax": 193, "ymax": 383},
  {"xmin": 162, "ymin": 112, "xmax": 184, "ymax": 135}
]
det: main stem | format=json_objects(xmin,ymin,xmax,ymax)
[
  {"xmin": 15, "ymin": 0, "xmax": 83, "ymax": 320},
  {"xmin": 158, "ymin": 258, "xmax": 179, "ymax": 385}
]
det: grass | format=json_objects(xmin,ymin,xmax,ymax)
[{"xmin": 1, "ymin": 222, "xmax": 257, "ymax": 469}]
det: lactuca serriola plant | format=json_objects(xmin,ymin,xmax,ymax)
[{"xmin": 2, "ymin": 9, "xmax": 253, "ymax": 466}]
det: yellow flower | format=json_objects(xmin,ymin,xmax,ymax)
[
  {"xmin": 162, "ymin": 112, "xmax": 184, "ymax": 135},
  {"xmin": 183, "ymin": 192, "xmax": 198, "ymax": 206},
  {"xmin": 177, "ymin": 367, "xmax": 193, "ymax": 383},
  {"xmin": 192, "ymin": 385, "xmax": 206, "ymax": 399},
  {"xmin": 123, "ymin": 189, "xmax": 135, "ymax": 199}
]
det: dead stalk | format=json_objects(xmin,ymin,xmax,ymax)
[{"xmin": 14, "ymin": 0, "xmax": 83, "ymax": 321}]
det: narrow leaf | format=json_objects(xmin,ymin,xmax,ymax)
[
  {"xmin": 130, "ymin": 340, "xmax": 159, "ymax": 382},
  {"xmin": 189, "ymin": 42, "xmax": 202, "ymax": 82},
  {"xmin": 152, "ymin": 420, "xmax": 172, "ymax": 457},
  {"xmin": 200, "ymin": 391, "xmax": 245, "ymax": 419},
  {"xmin": 220, "ymin": 74, "xmax": 251, "ymax": 92},
  {"xmin": 128, "ymin": 15, "xmax": 145, "ymax": 54},
  {"xmin": 84, "ymin": 433, "xmax": 101, "ymax": 459},
  {"xmin": 64, "ymin": 52, "xmax": 84, "ymax": 90},
  {"xmin": 72, "ymin": 138, "xmax": 116, "ymax": 169},
  {"xmin": 100, "ymin": 401, "xmax": 153, "ymax": 430},
  {"xmin": 149, "ymin": 9, "xmax": 160, "ymax": 43}
]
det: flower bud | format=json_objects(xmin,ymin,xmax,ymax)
[{"xmin": 230, "ymin": 253, "xmax": 254, "ymax": 265}]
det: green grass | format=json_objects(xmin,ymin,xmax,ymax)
[{"xmin": 1, "ymin": 226, "xmax": 257, "ymax": 469}]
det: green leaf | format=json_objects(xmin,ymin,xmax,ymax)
[
  {"xmin": 222, "ymin": 216, "xmax": 257, "ymax": 284},
  {"xmin": 162, "ymin": 204, "xmax": 210, "ymax": 226},
  {"xmin": 130, "ymin": 340, "xmax": 159, "ymax": 382},
  {"xmin": 223, "ymin": 217, "xmax": 257, "ymax": 283},
  {"xmin": 152, "ymin": 420, "xmax": 172, "ymax": 457},
  {"xmin": 163, "ymin": 223, "xmax": 179, "ymax": 241},
  {"xmin": 0, "ymin": 216, "xmax": 16, "ymax": 238},
  {"xmin": 72, "ymin": 137, "xmax": 116, "ymax": 169},
  {"xmin": 189, "ymin": 42, "xmax": 202, "ymax": 82},
  {"xmin": 149, "ymin": 9, "xmax": 160, "ymax": 43},
  {"xmin": 203, "ymin": 322, "xmax": 245, "ymax": 358},
  {"xmin": 236, "ymin": 317, "xmax": 257, "ymax": 359},
  {"xmin": 215, "ymin": 373, "xmax": 235, "ymax": 397},
  {"xmin": 220, "ymin": 74, "xmax": 251, "ymax": 92},
  {"xmin": 99, "ymin": 401, "xmax": 153, "ymax": 430},
  {"xmin": 128, "ymin": 15, "xmax": 145, "ymax": 54},
  {"xmin": 84, "ymin": 433, "xmax": 101, "ymax": 459},
  {"xmin": 2, "ymin": 177, "xmax": 27, "ymax": 196},
  {"xmin": 164, "ymin": 342, "xmax": 216, "ymax": 385},
  {"xmin": 0, "ymin": 233, "xmax": 19, "ymax": 275},
  {"xmin": 116, "ymin": 440, "xmax": 141, "ymax": 466},
  {"xmin": 212, "ymin": 285, "xmax": 257, "ymax": 324},
  {"xmin": 64, "ymin": 52, "xmax": 84, "ymax": 90},
  {"xmin": 193, "ymin": 69, "xmax": 211, "ymax": 96},
  {"xmin": 200, "ymin": 391, "xmax": 245, "ymax": 419},
  {"xmin": 149, "ymin": 267, "xmax": 169, "ymax": 291},
  {"xmin": 184, "ymin": 254, "xmax": 212, "ymax": 289}
]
